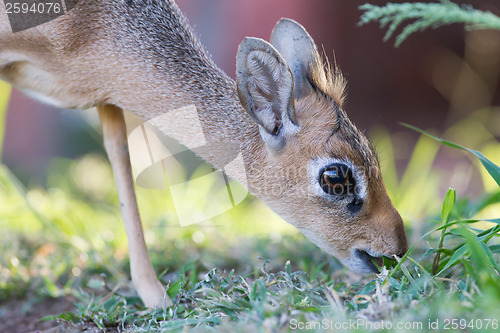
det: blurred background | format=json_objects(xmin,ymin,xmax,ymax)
[
  {"xmin": 3, "ymin": 0, "xmax": 500, "ymax": 187},
  {"xmin": 1, "ymin": 0, "xmax": 500, "ymax": 293}
]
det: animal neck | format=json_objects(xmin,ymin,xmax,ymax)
[{"xmin": 106, "ymin": 0, "xmax": 263, "ymax": 186}]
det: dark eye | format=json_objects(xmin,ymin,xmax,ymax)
[{"xmin": 319, "ymin": 163, "xmax": 356, "ymax": 196}]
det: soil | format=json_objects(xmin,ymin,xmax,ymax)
[{"xmin": 0, "ymin": 297, "xmax": 75, "ymax": 333}]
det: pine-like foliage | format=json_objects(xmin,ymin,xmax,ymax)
[{"xmin": 359, "ymin": 0, "xmax": 500, "ymax": 47}]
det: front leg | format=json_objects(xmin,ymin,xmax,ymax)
[{"xmin": 97, "ymin": 105, "xmax": 170, "ymax": 308}]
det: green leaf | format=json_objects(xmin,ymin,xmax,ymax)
[
  {"xmin": 309, "ymin": 262, "xmax": 326, "ymax": 282},
  {"xmin": 489, "ymin": 245, "xmax": 500, "ymax": 253},
  {"xmin": 356, "ymin": 279, "xmax": 376, "ymax": 296},
  {"xmin": 103, "ymin": 298, "xmax": 121, "ymax": 313},
  {"xmin": 453, "ymin": 227, "xmax": 494, "ymax": 274},
  {"xmin": 441, "ymin": 188, "xmax": 456, "ymax": 224},
  {"xmin": 432, "ymin": 189, "xmax": 456, "ymax": 275},
  {"xmin": 158, "ymin": 267, "xmax": 169, "ymax": 279},
  {"xmin": 480, "ymin": 242, "xmax": 500, "ymax": 272},
  {"xmin": 402, "ymin": 124, "xmax": 500, "ymax": 187},
  {"xmin": 167, "ymin": 280, "xmax": 182, "ymax": 299},
  {"xmin": 39, "ymin": 315, "xmax": 58, "ymax": 322},
  {"xmin": 438, "ymin": 244, "xmax": 469, "ymax": 275},
  {"xmin": 56, "ymin": 311, "xmax": 80, "ymax": 324}
]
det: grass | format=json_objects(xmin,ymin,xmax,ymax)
[
  {"xmin": 1, "ymin": 102, "xmax": 500, "ymax": 332},
  {"xmin": 2, "ymin": 5, "xmax": 500, "ymax": 328}
]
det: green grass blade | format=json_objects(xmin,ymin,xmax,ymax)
[
  {"xmin": 441, "ymin": 188, "xmax": 456, "ymax": 224},
  {"xmin": 387, "ymin": 242, "xmax": 416, "ymax": 281},
  {"xmin": 433, "ymin": 189, "xmax": 456, "ymax": 275},
  {"xmin": 437, "ymin": 243, "xmax": 469, "ymax": 275},
  {"xmin": 480, "ymin": 242, "xmax": 500, "ymax": 272},
  {"xmin": 0, "ymin": 81, "xmax": 11, "ymax": 162},
  {"xmin": 402, "ymin": 123, "xmax": 500, "ymax": 187},
  {"xmin": 454, "ymin": 227, "xmax": 495, "ymax": 274},
  {"xmin": 489, "ymin": 245, "xmax": 500, "ymax": 253}
]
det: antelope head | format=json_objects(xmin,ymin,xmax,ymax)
[{"xmin": 236, "ymin": 18, "xmax": 408, "ymax": 273}]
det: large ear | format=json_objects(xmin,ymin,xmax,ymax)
[
  {"xmin": 270, "ymin": 18, "xmax": 319, "ymax": 99},
  {"xmin": 236, "ymin": 37, "xmax": 299, "ymax": 152}
]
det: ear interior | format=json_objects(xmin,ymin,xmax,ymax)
[{"xmin": 236, "ymin": 37, "xmax": 298, "ymax": 151}]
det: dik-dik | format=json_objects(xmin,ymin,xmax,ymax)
[{"xmin": 0, "ymin": 0, "xmax": 408, "ymax": 308}]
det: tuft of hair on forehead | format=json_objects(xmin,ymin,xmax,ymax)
[{"xmin": 307, "ymin": 51, "xmax": 347, "ymax": 108}]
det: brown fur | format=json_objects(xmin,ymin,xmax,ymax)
[
  {"xmin": 0, "ymin": 0, "xmax": 407, "ymax": 306},
  {"xmin": 308, "ymin": 53, "xmax": 347, "ymax": 108}
]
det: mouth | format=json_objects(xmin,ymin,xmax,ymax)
[{"xmin": 355, "ymin": 249, "xmax": 383, "ymax": 273}]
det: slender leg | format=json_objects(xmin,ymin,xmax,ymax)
[{"xmin": 97, "ymin": 105, "xmax": 170, "ymax": 308}]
